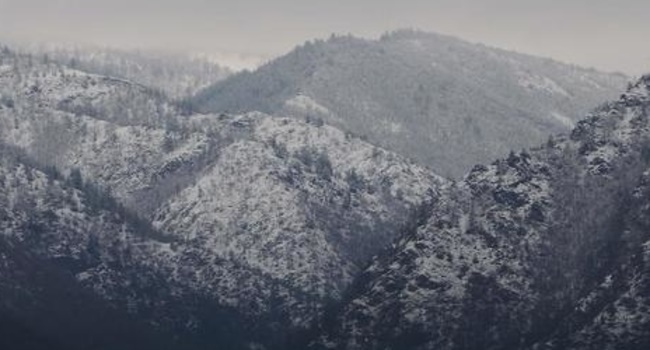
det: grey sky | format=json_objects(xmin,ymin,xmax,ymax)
[{"xmin": 0, "ymin": 0, "xmax": 648, "ymax": 75}]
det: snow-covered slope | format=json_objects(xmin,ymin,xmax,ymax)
[
  {"xmin": 153, "ymin": 113, "xmax": 440, "ymax": 299},
  {"xmin": 3, "ymin": 42, "xmax": 647, "ymax": 350},
  {"xmin": 313, "ymin": 76, "xmax": 650, "ymax": 350},
  {"xmin": 193, "ymin": 29, "xmax": 629, "ymax": 178},
  {"xmin": 0, "ymin": 47, "xmax": 442, "ymax": 348}
]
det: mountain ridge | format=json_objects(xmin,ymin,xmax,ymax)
[{"xmin": 192, "ymin": 29, "xmax": 628, "ymax": 178}]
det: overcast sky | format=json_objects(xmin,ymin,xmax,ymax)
[{"xmin": 0, "ymin": 0, "xmax": 648, "ymax": 75}]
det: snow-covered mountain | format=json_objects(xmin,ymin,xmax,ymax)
[
  {"xmin": 192, "ymin": 29, "xmax": 628, "ymax": 178},
  {"xmin": 2, "ymin": 40, "xmax": 648, "ymax": 350},
  {"xmin": 0, "ymin": 45, "xmax": 441, "ymax": 348},
  {"xmin": 311, "ymin": 76, "xmax": 650, "ymax": 350}
]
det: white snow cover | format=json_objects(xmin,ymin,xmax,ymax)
[
  {"xmin": 517, "ymin": 71, "xmax": 571, "ymax": 97},
  {"xmin": 285, "ymin": 94, "xmax": 332, "ymax": 116},
  {"xmin": 551, "ymin": 111, "xmax": 575, "ymax": 128}
]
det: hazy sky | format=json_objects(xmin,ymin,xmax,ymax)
[{"xmin": 1, "ymin": 0, "xmax": 649, "ymax": 74}]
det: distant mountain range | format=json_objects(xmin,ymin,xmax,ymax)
[
  {"xmin": 192, "ymin": 29, "xmax": 628, "ymax": 177},
  {"xmin": 17, "ymin": 44, "xmax": 232, "ymax": 98}
]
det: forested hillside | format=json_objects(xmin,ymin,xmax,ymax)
[
  {"xmin": 193, "ymin": 30, "xmax": 628, "ymax": 177},
  {"xmin": 311, "ymin": 75, "xmax": 650, "ymax": 350},
  {"xmin": 0, "ymin": 45, "xmax": 440, "ymax": 349},
  {"xmin": 1, "ymin": 36, "xmax": 648, "ymax": 350}
]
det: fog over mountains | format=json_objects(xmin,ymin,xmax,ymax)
[{"xmin": 1, "ymin": 27, "xmax": 649, "ymax": 350}]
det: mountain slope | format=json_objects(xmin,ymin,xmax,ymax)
[
  {"xmin": 193, "ymin": 29, "xmax": 628, "ymax": 177},
  {"xmin": 153, "ymin": 113, "xmax": 440, "ymax": 298},
  {"xmin": 3, "ymin": 41, "xmax": 645, "ymax": 350},
  {"xmin": 0, "ymin": 46, "xmax": 442, "ymax": 348},
  {"xmin": 0, "ymin": 138, "xmax": 294, "ymax": 350},
  {"xmin": 313, "ymin": 76, "xmax": 650, "ymax": 350},
  {"xmin": 0, "ymin": 238, "xmax": 186, "ymax": 350},
  {"xmin": 0, "ymin": 143, "xmax": 190, "ymax": 350}
]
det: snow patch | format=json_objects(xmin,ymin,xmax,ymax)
[
  {"xmin": 517, "ymin": 72, "xmax": 571, "ymax": 97},
  {"xmin": 551, "ymin": 111, "xmax": 575, "ymax": 128},
  {"xmin": 285, "ymin": 95, "xmax": 331, "ymax": 115},
  {"xmin": 0, "ymin": 65, "xmax": 12, "ymax": 74}
]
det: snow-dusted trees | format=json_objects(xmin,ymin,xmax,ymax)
[
  {"xmin": 192, "ymin": 30, "xmax": 627, "ymax": 178},
  {"xmin": 295, "ymin": 146, "xmax": 334, "ymax": 181}
]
